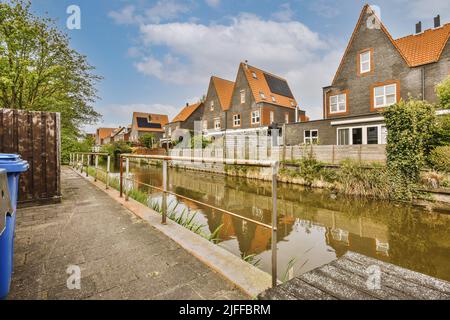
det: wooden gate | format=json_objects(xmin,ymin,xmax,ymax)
[{"xmin": 0, "ymin": 108, "xmax": 61, "ymax": 206}]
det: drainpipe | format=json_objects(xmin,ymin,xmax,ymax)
[
  {"xmin": 421, "ymin": 67, "xmax": 425, "ymax": 101},
  {"xmin": 295, "ymin": 105, "xmax": 299, "ymax": 123}
]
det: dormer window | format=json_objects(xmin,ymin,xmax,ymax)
[
  {"xmin": 271, "ymin": 96, "xmax": 276, "ymax": 102},
  {"xmin": 359, "ymin": 49, "xmax": 372, "ymax": 74},
  {"xmin": 252, "ymin": 71, "xmax": 257, "ymax": 79},
  {"xmin": 259, "ymin": 91, "xmax": 266, "ymax": 99}
]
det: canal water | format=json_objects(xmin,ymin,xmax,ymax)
[{"xmin": 107, "ymin": 161, "xmax": 450, "ymax": 282}]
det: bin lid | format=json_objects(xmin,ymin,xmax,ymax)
[{"xmin": 0, "ymin": 153, "xmax": 29, "ymax": 173}]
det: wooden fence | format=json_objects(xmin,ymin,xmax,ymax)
[
  {"xmin": 169, "ymin": 144, "xmax": 386, "ymax": 164},
  {"xmin": 0, "ymin": 108, "xmax": 61, "ymax": 206}
]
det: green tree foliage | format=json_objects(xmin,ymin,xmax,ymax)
[
  {"xmin": 0, "ymin": 0, "xmax": 101, "ymax": 151},
  {"xmin": 139, "ymin": 133, "xmax": 155, "ymax": 148},
  {"xmin": 383, "ymin": 99, "xmax": 436, "ymax": 199},
  {"xmin": 61, "ymin": 135, "xmax": 94, "ymax": 164},
  {"xmin": 436, "ymin": 76, "xmax": 450, "ymax": 109},
  {"xmin": 428, "ymin": 146, "xmax": 450, "ymax": 173},
  {"xmin": 100, "ymin": 141, "xmax": 132, "ymax": 159}
]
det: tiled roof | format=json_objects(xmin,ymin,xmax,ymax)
[
  {"xmin": 241, "ymin": 63, "xmax": 297, "ymax": 109},
  {"xmin": 171, "ymin": 102, "xmax": 203, "ymax": 123},
  {"xmin": 132, "ymin": 112, "xmax": 168, "ymax": 132},
  {"xmin": 394, "ymin": 23, "xmax": 450, "ymax": 67},
  {"xmin": 211, "ymin": 76, "xmax": 234, "ymax": 111},
  {"xmin": 96, "ymin": 128, "xmax": 116, "ymax": 140}
]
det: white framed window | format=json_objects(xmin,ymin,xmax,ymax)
[
  {"xmin": 269, "ymin": 111, "xmax": 274, "ymax": 123},
  {"xmin": 210, "ymin": 101, "xmax": 214, "ymax": 111},
  {"xmin": 251, "ymin": 71, "xmax": 257, "ymax": 79},
  {"xmin": 240, "ymin": 90, "xmax": 245, "ymax": 104},
  {"xmin": 233, "ymin": 114, "xmax": 241, "ymax": 127},
  {"xmin": 271, "ymin": 95, "xmax": 276, "ymax": 103},
  {"xmin": 374, "ymin": 83, "xmax": 397, "ymax": 108},
  {"xmin": 214, "ymin": 118, "xmax": 221, "ymax": 130},
  {"xmin": 304, "ymin": 129, "xmax": 318, "ymax": 144},
  {"xmin": 337, "ymin": 124, "xmax": 387, "ymax": 145},
  {"xmin": 168, "ymin": 127, "xmax": 172, "ymax": 136},
  {"xmin": 251, "ymin": 110, "xmax": 260, "ymax": 124},
  {"xmin": 259, "ymin": 91, "xmax": 266, "ymax": 99},
  {"xmin": 203, "ymin": 120, "xmax": 208, "ymax": 130},
  {"xmin": 330, "ymin": 94, "xmax": 346, "ymax": 114},
  {"xmin": 285, "ymin": 113, "xmax": 289, "ymax": 124},
  {"xmin": 360, "ymin": 51, "xmax": 371, "ymax": 74}
]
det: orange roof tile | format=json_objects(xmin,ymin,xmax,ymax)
[
  {"xmin": 394, "ymin": 23, "xmax": 450, "ymax": 67},
  {"xmin": 211, "ymin": 76, "xmax": 234, "ymax": 111},
  {"xmin": 132, "ymin": 112, "xmax": 168, "ymax": 133},
  {"xmin": 241, "ymin": 63, "xmax": 297, "ymax": 109},
  {"xmin": 171, "ymin": 102, "xmax": 203, "ymax": 123}
]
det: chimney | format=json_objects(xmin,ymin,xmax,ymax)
[
  {"xmin": 244, "ymin": 60, "xmax": 248, "ymax": 70},
  {"xmin": 434, "ymin": 15, "xmax": 441, "ymax": 28},
  {"xmin": 186, "ymin": 102, "xmax": 189, "ymax": 107},
  {"xmin": 415, "ymin": 21, "xmax": 422, "ymax": 34}
]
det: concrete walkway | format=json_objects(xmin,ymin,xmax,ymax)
[{"xmin": 8, "ymin": 168, "xmax": 246, "ymax": 300}]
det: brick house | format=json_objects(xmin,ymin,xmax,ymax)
[
  {"xmin": 162, "ymin": 102, "xmax": 204, "ymax": 144},
  {"xmin": 202, "ymin": 76, "xmax": 235, "ymax": 132},
  {"xmin": 129, "ymin": 112, "xmax": 168, "ymax": 144},
  {"xmin": 202, "ymin": 63, "xmax": 307, "ymax": 136},
  {"xmin": 285, "ymin": 5, "xmax": 450, "ymax": 146},
  {"xmin": 95, "ymin": 128, "xmax": 116, "ymax": 145},
  {"xmin": 226, "ymin": 62, "xmax": 306, "ymax": 132}
]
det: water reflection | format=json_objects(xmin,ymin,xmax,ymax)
[{"xmin": 111, "ymin": 162, "xmax": 450, "ymax": 281}]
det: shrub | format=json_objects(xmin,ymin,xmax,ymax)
[
  {"xmin": 428, "ymin": 146, "xmax": 450, "ymax": 173},
  {"xmin": 139, "ymin": 133, "xmax": 156, "ymax": 148},
  {"xmin": 436, "ymin": 76, "xmax": 450, "ymax": 109},
  {"xmin": 101, "ymin": 141, "xmax": 132, "ymax": 159}
]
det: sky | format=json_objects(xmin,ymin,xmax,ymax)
[{"xmin": 28, "ymin": 0, "xmax": 450, "ymax": 133}]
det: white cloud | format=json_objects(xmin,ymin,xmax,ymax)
[
  {"xmin": 205, "ymin": 0, "xmax": 220, "ymax": 8},
  {"xmin": 309, "ymin": 1, "xmax": 340, "ymax": 18},
  {"xmin": 108, "ymin": 1, "xmax": 191, "ymax": 25},
  {"xmin": 272, "ymin": 3, "xmax": 294, "ymax": 22},
  {"xmin": 391, "ymin": 0, "xmax": 449, "ymax": 20},
  {"xmin": 133, "ymin": 13, "xmax": 342, "ymax": 119}
]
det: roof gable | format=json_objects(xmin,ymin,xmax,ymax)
[
  {"xmin": 239, "ymin": 63, "xmax": 297, "ymax": 109},
  {"xmin": 171, "ymin": 102, "xmax": 203, "ymax": 123},
  {"xmin": 332, "ymin": 5, "xmax": 410, "ymax": 85},
  {"xmin": 211, "ymin": 76, "xmax": 234, "ymax": 111}
]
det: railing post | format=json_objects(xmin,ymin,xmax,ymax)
[
  {"xmin": 125, "ymin": 157, "xmax": 130, "ymax": 201},
  {"xmin": 119, "ymin": 156, "xmax": 123, "ymax": 197},
  {"xmin": 81, "ymin": 154, "xmax": 84, "ymax": 173},
  {"xmin": 271, "ymin": 161, "xmax": 279, "ymax": 288},
  {"xmin": 162, "ymin": 159, "xmax": 168, "ymax": 224},
  {"xmin": 106, "ymin": 155, "xmax": 110, "ymax": 189},
  {"xmin": 86, "ymin": 154, "xmax": 89, "ymax": 177},
  {"xmin": 94, "ymin": 155, "xmax": 99, "ymax": 182}
]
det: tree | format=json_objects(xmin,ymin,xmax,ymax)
[
  {"xmin": 0, "ymin": 0, "xmax": 101, "ymax": 140},
  {"xmin": 383, "ymin": 98, "xmax": 436, "ymax": 199},
  {"xmin": 139, "ymin": 133, "xmax": 156, "ymax": 148},
  {"xmin": 100, "ymin": 141, "xmax": 132, "ymax": 159},
  {"xmin": 436, "ymin": 76, "xmax": 450, "ymax": 109}
]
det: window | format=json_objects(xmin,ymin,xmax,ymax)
[
  {"xmin": 352, "ymin": 128, "xmax": 363, "ymax": 144},
  {"xmin": 330, "ymin": 94, "xmax": 346, "ymax": 114},
  {"xmin": 374, "ymin": 83, "xmax": 396, "ymax": 108},
  {"xmin": 233, "ymin": 114, "xmax": 241, "ymax": 127},
  {"xmin": 240, "ymin": 90, "xmax": 245, "ymax": 104},
  {"xmin": 367, "ymin": 126, "xmax": 378, "ymax": 144},
  {"xmin": 304, "ymin": 130, "xmax": 318, "ymax": 144},
  {"xmin": 252, "ymin": 71, "xmax": 257, "ymax": 79},
  {"xmin": 269, "ymin": 111, "xmax": 274, "ymax": 123},
  {"xmin": 360, "ymin": 51, "xmax": 371, "ymax": 74},
  {"xmin": 259, "ymin": 91, "xmax": 266, "ymax": 99},
  {"xmin": 210, "ymin": 101, "xmax": 214, "ymax": 111},
  {"xmin": 168, "ymin": 127, "xmax": 172, "ymax": 136},
  {"xmin": 271, "ymin": 96, "xmax": 276, "ymax": 103},
  {"xmin": 251, "ymin": 110, "xmax": 260, "ymax": 124},
  {"xmin": 338, "ymin": 128, "xmax": 350, "ymax": 145},
  {"xmin": 214, "ymin": 118, "xmax": 221, "ymax": 130},
  {"xmin": 285, "ymin": 113, "xmax": 289, "ymax": 124},
  {"xmin": 290, "ymin": 101, "xmax": 295, "ymax": 107}
]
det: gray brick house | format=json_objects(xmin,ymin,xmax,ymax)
[
  {"xmin": 202, "ymin": 76, "xmax": 234, "ymax": 132},
  {"xmin": 285, "ymin": 4, "xmax": 450, "ymax": 146},
  {"xmin": 162, "ymin": 102, "xmax": 204, "ymax": 146}
]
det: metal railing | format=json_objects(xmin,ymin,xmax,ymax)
[
  {"xmin": 69, "ymin": 152, "xmax": 112, "ymax": 189},
  {"xmin": 70, "ymin": 152, "xmax": 280, "ymax": 287}
]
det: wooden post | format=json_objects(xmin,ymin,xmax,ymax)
[
  {"xmin": 106, "ymin": 155, "xmax": 110, "ymax": 189},
  {"xmin": 94, "ymin": 155, "xmax": 99, "ymax": 181},
  {"xmin": 162, "ymin": 159, "xmax": 168, "ymax": 224}
]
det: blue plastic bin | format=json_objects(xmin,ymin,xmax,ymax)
[{"xmin": 0, "ymin": 154, "xmax": 29, "ymax": 299}]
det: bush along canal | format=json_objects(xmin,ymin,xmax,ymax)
[{"xmin": 85, "ymin": 158, "xmax": 450, "ymax": 284}]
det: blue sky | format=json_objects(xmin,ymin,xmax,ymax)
[{"xmin": 29, "ymin": 0, "xmax": 449, "ymax": 132}]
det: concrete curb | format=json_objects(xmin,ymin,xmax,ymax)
[{"xmin": 70, "ymin": 167, "xmax": 272, "ymax": 298}]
